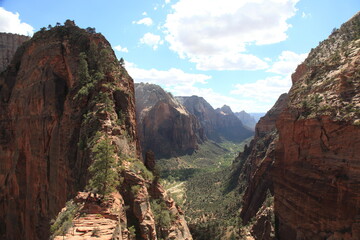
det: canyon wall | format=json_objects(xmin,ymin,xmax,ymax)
[
  {"xmin": 135, "ymin": 83, "xmax": 205, "ymax": 158},
  {"xmin": 239, "ymin": 12, "xmax": 360, "ymax": 239},
  {"xmin": 0, "ymin": 24, "xmax": 192, "ymax": 240}
]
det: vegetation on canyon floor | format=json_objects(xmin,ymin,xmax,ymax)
[{"xmin": 158, "ymin": 137, "xmax": 254, "ymax": 239}]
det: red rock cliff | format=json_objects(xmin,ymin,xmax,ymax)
[
  {"xmin": 273, "ymin": 12, "xmax": 360, "ymax": 239},
  {"xmin": 135, "ymin": 83, "xmax": 204, "ymax": 158},
  {"xmin": 0, "ymin": 23, "xmax": 192, "ymax": 240},
  {"xmin": 239, "ymin": 12, "xmax": 360, "ymax": 240}
]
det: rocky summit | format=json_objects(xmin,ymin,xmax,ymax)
[
  {"xmin": 135, "ymin": 83, "xmax": 205, "ymax": 159},
  {"xmin": 0, "ymin": 22, "xmax": 192, "ymax": 240}
]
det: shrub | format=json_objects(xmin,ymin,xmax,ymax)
[
  {"xmin": 131, "ymin": 185, "xmax": 141, "ymax": 195},
  {"xmin": 50, "ymin": 200, "xmax": 79, "ymax": 238},
  {"xmin": 150, "ymin": 199, "xmax": 176, "ymax": 229},
  {"xmin": 128, "ymin": 225, "xmax": 136, "ymax": 239}
]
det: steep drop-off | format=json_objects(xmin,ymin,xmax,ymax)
[
  {"xmin": 0, "ymin": 22, "xmax": 192, "ymax": 240},
  {"xmin": 135, "ymin": 83, "xmax": 204, "ymax": 158},
  {"xmin": 239, "ymin": 12, "xmax": 360, "ymax": 240}
]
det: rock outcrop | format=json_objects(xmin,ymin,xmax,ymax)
[
  {"xmin": 238, "ymin": 12, "xmax": 360, "ymax": 240},
  {"xmin": 0, "ymin": 32, "xmax": 30, "ymax": 72},
  {"xmin": 234, "ymin": 110, "xmax": 257, "ymax": 130},
  {"xmin": 135, "ymin": 83, "xmax": 204, "ymax": 158},
  {"xmin": 177, "ymin": 96, "xmax": 254, "ymax": 142},
  {"xmin": 0, "ymin": 23, "xmax": 192, "ymax": 240},
  {"xmin": 238, "ymin": 94, "xmax": 288, "ymax": 223}
]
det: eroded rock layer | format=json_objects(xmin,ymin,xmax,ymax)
[
  {"xmin": 239, "ymin": 12, "xmax": 360, "ymax": 240},
  {"xmin": 0, "ymin": 24, "xmax": 192, "ymax": 240},
  {"xmin": 273, "ymin": 12, "xmax": 360, "ymax": 239}
]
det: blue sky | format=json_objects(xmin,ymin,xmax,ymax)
[{"xmin": 0, "ymin": 0, "xmax": 359, "ymax": 112}]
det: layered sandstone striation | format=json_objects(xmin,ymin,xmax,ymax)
[
  {"xmin": 239, "ymin": 12, "xmax": 360, "ymax": 240},
  {"xmin": 0, "ymin": 32, "xmax": 30, "ymax": 72},
  {"xmin": 135, "ymin": 83, "xmax": 204, "ymax": 158},
  {"xmin": 238, "ymin": 94, "xmax": 288, "ymax": 223},
  {"xmin": 0, "ymin": 23, "xmax": 192, "ymax": 240}
]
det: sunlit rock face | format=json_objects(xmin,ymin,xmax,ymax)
[
  {"xmin": 0, "ymin": 24, "xmax": 192, "ymax": 240},
  {"xmin": 135, "ymin": 83, "xmax": 205, "ymax": 159},
  {"xmin": 239, "ymin": 12, "xmax": 360, "ymax": 240}
]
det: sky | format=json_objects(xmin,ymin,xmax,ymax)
[{"xmin": 0, "ymin": 0, "xmax": 359, "ymax": 113}]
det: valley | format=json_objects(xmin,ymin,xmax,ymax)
[{"xmin": 159, "ymin": 139, "xmax": 253, "ymax": 240}]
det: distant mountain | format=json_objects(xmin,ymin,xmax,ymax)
[
  {"xmin": 234, "ymin": 111, "xmax": 256, "ymax": 130},
  {"xmin": 248, "ymin": 112, "xmax": 266, "ymax": 122},
  {"xmin": 135, "ymin": 83, "xmax": 204, "ymax": 158},
  {"xmin": 177, "ymin": 96, "xmax": 254, "ymax": 142},
  {"xmin": 135, "ymin": 87, "xmax": 254, "ymax": 159}
]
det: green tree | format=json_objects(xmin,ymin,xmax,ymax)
[
  {"xmin": 78, "ymin": 52, "xmax": 90, "ymax": 85},
  {"xmin": 88, "ymin": 136, "xmax": 119, "ymax": 197},
  {"xmin": 119, "ymin": 57, "xmax": 125, "ymax": 67}
]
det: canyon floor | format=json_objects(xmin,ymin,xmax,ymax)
[{"xmin": 157, "ymin": 138, "xmax": 255, "ymax": 240}]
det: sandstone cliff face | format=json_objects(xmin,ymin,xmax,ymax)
[
  {"xmin": 239, "ymin": 12, "xmax": 360, "ymax": 240},
  {"xmin": 0, "ymin": 24, "xmax": 192, "ymax": 240},
  {"xmin": 238, "ymin": 94, "xmax": 288, "ymax": 225},
  {"xmin": 0, "ymin": 32, "xmax": 30, "ymax": 72},
  {"xmin": 177, "ymin": 96, "xmax": 253, "ymax": 142},
  {"xmin": 272, "ymin": 13, "xmax": 360, "ymax": 239},
  {"xmin": 135, "ymin": 83, "xmax": 204, "ymax": 158}
]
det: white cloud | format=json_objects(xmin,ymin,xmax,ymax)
[
  {"xmin": 264, "ymin": 57, "xmax": 272, "ymax": 62},
  {"xmin": 165, "ymin": 0, "xmax": 171, "ymax": 4},
  {"xmin": 0, "ymin": 7, "xmax": 34, "ymax": 36},
  {"xmin": 267, "ymin": 50, "xmax": 307, "ymax": 75},
  {"xmin": 132, "ymin": 17, "xmax": 153, "ymax": 26},
  {"xmin": 140, "ymin": 33, "xmax": 164, "ymax": 50},
  {"xmin": 113, "ymin": 45, "xmax": 129, "ymax": 53},
  {"xmin": 164, "ymin": 0, "xmax": 299, "ymax": 71},
  {"xmin": 126, "ymin": 62, "xmax": 271, "ymax": 112},
  {"xmin": 169, "ymin": 84, "xmax": 263, "ymax": 112},
  {"xmin": 142, "ymin": 12, "xmax": 147, "ymax": 16},
  {"xmin": 301, "ymin": 12, "xmax": 311, "ymax": 18},
  {"xmin": 126, "ymin": 62, "xmax": 210, "ymax": 87},
  {"xmin": 193, "ymin": 53, "xmax": 268, "ymax": 71},
  {"xmin": 231, "ymin": 75, "xmax": 291, "ymax": 105}
]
